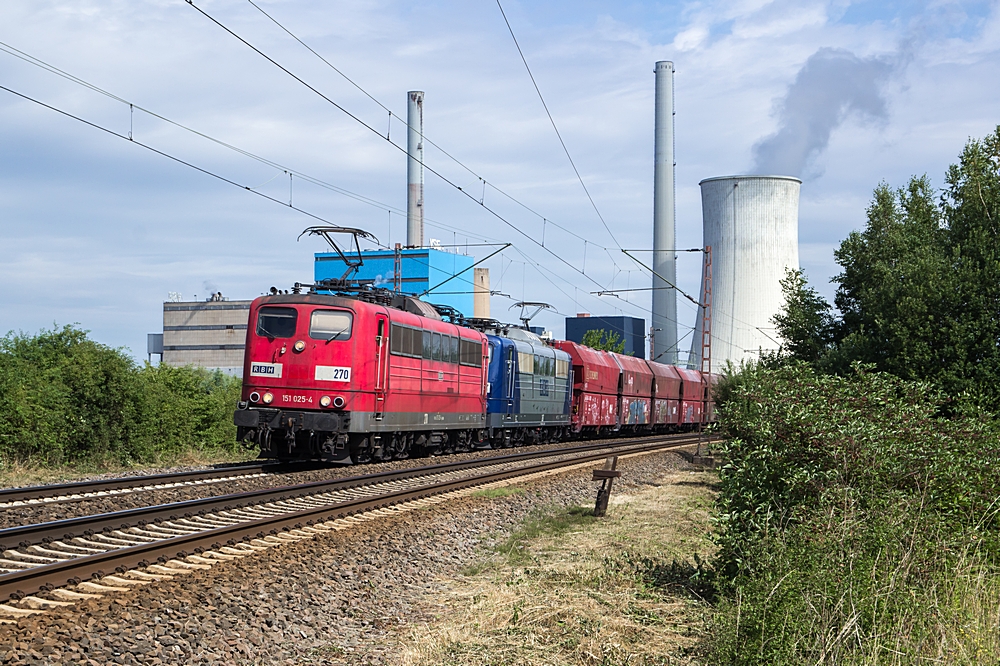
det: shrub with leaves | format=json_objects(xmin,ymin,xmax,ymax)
[
  {"xmin": 710, "ymin": 361, "xmax": 1000, "ymax": 664},
  {"xmin": 0, "ymin": 325, "xmax": 243, "ymax": 468}
]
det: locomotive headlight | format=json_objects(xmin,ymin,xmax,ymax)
[
  {"xmin": 262, "ymin": 392, "xmax": 274, "ymax": 404},
  {"xmin": 293, "ymin": 340, "xmax": 306, "ymax": 353},
  {"xmin": 319, "ymin": 395, "xmax": 332, "ymax": 408},
  {"xmin": 249, "ymin": 391, "xmax": 261, "ymax": 403}
]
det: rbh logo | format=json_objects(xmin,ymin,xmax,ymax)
[{"xmin": 250, "ymin": 362, "xmax": 282, "ymax": 379}]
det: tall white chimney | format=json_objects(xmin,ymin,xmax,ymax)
[
  {"xmin": 652, "ymin": 61, "xmax": 678, "ymax": 363},
  {"xmin": 407, "ymin": 91, "xmax": 425, "ymax": 248}
]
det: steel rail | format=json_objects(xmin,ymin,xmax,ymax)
[
  {"xmin": 0, "ymin": 434, "xmax": 707, "ymax": 601},
  {"xmin": 0, "ymin": 435, "xmax": 704, "ymax": 548},
  {"xmin": 0, "ymin": 432, "xmax": 701, "ymax": 506},
  {"xmin": 0, "ymin": 461, "xmax": 314, "ymax": 506}
]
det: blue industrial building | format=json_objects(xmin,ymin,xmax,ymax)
[
  {"xmin": 315, "ymin": 248, "xmax": 475, "ymax": 318},
  {"xmin": 565, "ymin": 315, "xmax": 646, "ymax": 359}
]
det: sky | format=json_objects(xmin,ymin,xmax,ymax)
[{"xmin": 1, "ymin": 0, "xmax": 998, "ymax": 363}]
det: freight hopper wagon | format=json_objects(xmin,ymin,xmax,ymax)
[
  {"xmin": 648, "ymin": 361, "xmax": 682, "ymax": 431},
  {"xmin": 234, "ymin": 290, "xmax": 488, "ymax": 464},
  {"xmin": 552, "ymin": 341, "xmax": 620, "ymax": 437},
  {"xmin": 614, "ymin": 353, "xmax": 654, "ymax": 432},
  {"xmin": 676, "ymin": 368, "xmax": 706, "ymax": 427},
  {"xmin": 553, "ymin": 341, "xmax": 716, "ymax": 436},
  {"xmin": 479, "ymin": 325, "xmax": 572, "ymax": 447}
]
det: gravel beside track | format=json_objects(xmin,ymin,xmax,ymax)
[
  {"xmin": 0, "ymin": 437, "xmax": 689, "ymax": 530},
  {"xmin": 0, "ymin": 449, "xmax": 699, "ymax": 665}
]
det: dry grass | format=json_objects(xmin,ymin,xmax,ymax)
[
  {"xmin": 0, "ymin": 448, "xmax": 254, "ymax": 489},
  {"xmin": 400, "ymin": 470, "xmax": 718, "ymax": 666}
]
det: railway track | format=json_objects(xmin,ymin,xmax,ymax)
[
  {"xmin": 0, "ymin": 434, "xmax": 710, "ymax": 613},
  {"xmin": 0, "ymin": 460, "xmax": 322, "ymax": 508}
]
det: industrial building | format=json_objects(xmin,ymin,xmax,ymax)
[
  {"xmin": 156, "ymin": 296, "xmax": 252, "ymax": 375},
  {"xmin": 314, "ymin": 246, "xmax": 476, "ymax": 318},
  {"xmin": 688, "ymin": 175, "xmax": 801, "ymax": 370},
  {"xmin": 565, "ymin": 314, "xmax": 646, "ymax": 359}
]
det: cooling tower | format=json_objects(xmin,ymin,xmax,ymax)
[{"xmin": 688, "ymin": 175, "xmax": 801, "ymax": 370}]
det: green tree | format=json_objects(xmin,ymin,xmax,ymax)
[
  {"xmin": 833, "ymin": 175, "xmax": 952, "ymax": 381},
  {"xmin": 771, "ymin": 268, "xmax": 837, "ymax": 364},
  {"xmin": 831, "ymin": 127, "xmax": 1000, "ymax": 405},
  {"xmin": 581, "ymin": 329, "xmax": 625, "ymax": 354}
]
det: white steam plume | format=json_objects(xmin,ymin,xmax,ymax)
[{"xmin": 751, "ymin": 47, "xmax": 895, "ymax": 177}]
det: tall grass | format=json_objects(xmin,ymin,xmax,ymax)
[
  {"xmin": 0, "ymin": 325, "xmax": 245, "ymax": 470},
  {"xmin": 709, "ymin": 362, "xmax": 1000, "ymax": 664}
]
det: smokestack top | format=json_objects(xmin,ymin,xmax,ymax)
[{"xmin": 654, "ymin": 60, "xmax": 674, "ymax": 71}]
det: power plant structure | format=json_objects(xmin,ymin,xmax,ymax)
[
  {"xmin": 650, "ymin": 61, "xmax": 678, "ymax": 364},
  {"xmin": 688, "ymin": 175, "xmax": 801, "ymax": 370},
  {"xmin": 407, "ymin": 90, "xmax": 425, "ymax": 248},
  {"xmin": 313, "ymin": 91, "xmax": 488, "ymax": 320}
]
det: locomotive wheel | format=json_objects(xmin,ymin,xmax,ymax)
[
  {"xmin": 386, "ymin": 433, "xmax": 409, "ymax": 460},
  {"xmin": 349, "ymin": 435, "xmax": 373, "ymax": 464}
]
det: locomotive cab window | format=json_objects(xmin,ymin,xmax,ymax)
[
  {"xmin": 256, "ymin": 307, "xmax": 297, "ymax": 339},
  {"xmin": 309, "ymin": 310, "xmax": 353, "ymax": 341}
]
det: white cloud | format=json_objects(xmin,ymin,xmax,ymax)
[{"xmin": 0, "ymin": 0, "xmax": 998, "ymax": 354}]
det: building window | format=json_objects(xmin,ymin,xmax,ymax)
[{"xmin": 256, "ymin": 307, "xmax": 297, "ymax": 339}]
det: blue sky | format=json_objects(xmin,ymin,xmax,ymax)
[{"xmin": 1, "ymin": 0, "xmax": 999, "ymax": 362}]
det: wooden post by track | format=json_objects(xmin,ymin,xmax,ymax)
[{"xmin": 592, "ymin": 456, "xmax": 621, "ymax": 517}]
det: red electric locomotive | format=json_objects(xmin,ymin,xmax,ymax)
[{"xmin": 234, "ymin": 288, "xmax": 488, "ymax": 463}]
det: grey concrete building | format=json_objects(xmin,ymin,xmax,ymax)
[{"xmin": 162, "ymin": 297, "xmax": 252, "ymax": 375}]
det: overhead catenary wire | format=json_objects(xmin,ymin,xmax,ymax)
[
  {"xmin": 241, "ymin": 0, "xmax": 616, "ymax": 254},
  {"xmin": 2, "ymin": 23, "xmax": 676, "ymax": 332},
  {"xmin": 186, "ymin": 0, "xmax": 638, "ymax": 303},
  {"xmin": 0, "ymin": 84, "xmax": 365, "ymax": 237},
  {"xmin": 495, "ymin": 0, "xmax": 622, "ymax": 254},
  {"xmin": 0, "ymin": 76, "xmax": 514, "ymax": 320},
  {"xmin": 0, "ymin": 69, "xmax": 680, "ymax": 343},
  {"xmin": 0, "ymin": 39, "xmax": 537, "ymax": 267}
]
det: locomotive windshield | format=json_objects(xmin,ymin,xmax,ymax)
[
  {"xmin": 310, "ymin": 309, "xmax": 353, "ymax": 341},
  {"xmin": 256, "ymin": 307, "xmax": 297, "ymax": 338}
]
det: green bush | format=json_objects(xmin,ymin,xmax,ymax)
[
  {"xmin": 709, "ymin": 362, "xmax": 1000, "ymax": 664},
  {"xmin": 0, "ymin": 325, "xmax": 243, "ymax": 468}
]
